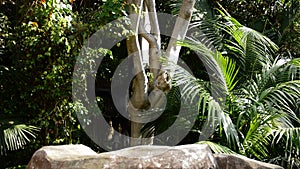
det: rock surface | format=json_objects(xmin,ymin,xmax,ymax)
[
  {"xmin": 27, "ymin": 144, "xmax": 283, "ymax": 169},
  {"xmin": 26, "ymin": 144, "xmax": 99, "ymax": 169},
  {"xmin": 214, "ymin": 154, "xmax": 283, "ymax": 169}
]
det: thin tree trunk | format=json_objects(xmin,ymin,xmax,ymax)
[
  {"xmin": 165, "ymin": 0, "xmax": 195, "ymax": 71},
  {"xmin": 126, "ymin": 0, "xmax": 149, "ymax": 146},
  {"xmin": 127, "ymin": 0, "xmax": 196, "ymax": 146},
  {"xmin": 145, "ymin": 0, "xmax": 161, "ymax": 79}
]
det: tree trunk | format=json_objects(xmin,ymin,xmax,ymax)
[{"xmin": 127, "ymin": 0, "xmax": 196, "ymax": 146}]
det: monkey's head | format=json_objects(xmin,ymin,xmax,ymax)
[{"xmin": 155, "ymin": 70, "xmax": 171, "ymax": 92}]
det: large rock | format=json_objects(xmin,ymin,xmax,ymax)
[
  {"xmin": 26, "ymin": 144, "xmax": 99, "ymax": 169},
  {"xmin": 214, "ymin": 154, "xmax": 283, "ymax": 169},
  {"xmin": 27, "ymin": 144, "xmax": 217, "ymax": 169},
  {"xmin": 27, "ymin": 144, "xmax": 283, "ymax": 169}
]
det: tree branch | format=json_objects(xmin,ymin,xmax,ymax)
[
  {"xmin": 126, "ymin": 0, "xmax": 149, "ymax": 146},
  {"xmin": 145, "ymin": 0, "xmax": 161, "ymax": 79},
  {"xmin": 166, "ymin": 0, "xmax": 195, "ymax": 67},
  {"xmin": 126, "ymin": 0, "xmax": 149, "ymax": 109}
]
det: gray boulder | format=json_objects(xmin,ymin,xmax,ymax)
[
  {"xmin": 27, "ymin": 144, "xmax": 283, "ymax": 169},
  {"xmin": 214, "ymin": 154, "xmax": 283, "ymax": 169},
  {"xmin": 26, "ymin": 144, "xmax": 99, "ymax": 169},
  {"xmin": 27, "ymin": 144, "xmax": 217, "ymax": 169}
]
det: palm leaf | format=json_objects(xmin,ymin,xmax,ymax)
[
  {"xmin": 269, "ymin": 57, "xmax": 300, "ymax": 84},
  {"xmin": 237, "ymin": 74, "xmax": 300, "ymax": 162},
  {"xmin": 188, "ymin": 18, "xmax": 224, "ymax": 51},
  {"xmin": 177, "ymin": 40, "xmax": 239, "ymax": 93},
  {"xmin": 272, "ymin": 127, "xmax": 300, "ymax": 168},
  {"xmin": 169, "ymin": 47, "xmax": 241, "ymax": 149},
  {"xmin": 196, "ymin": 140, "xmax": 237, "ymax": 154},
  {"xmin": 259, "ymin": 81, "xmax": 300, "ymax": 123},
  {"xmin": 242, "ymin": 113, "xmax": 274, "ymax": 159},
  {"xmin": 215, "ymin": 10, "xmax": 278, "ymax": 79},
  {"xmin": 0, "ymin": 124, "xmax": 39, "ymax": 155}
]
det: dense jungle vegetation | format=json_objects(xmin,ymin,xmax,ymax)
[{"xmin": 1, "ymin": 0, "xmax": 300, "ymax": 168}]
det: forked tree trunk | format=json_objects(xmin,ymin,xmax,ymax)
[{"xmin": 126, "ymin": 0, "xmax": 195, "ymax": 146}]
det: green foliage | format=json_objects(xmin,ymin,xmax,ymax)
[
  {"xmin": 1, "ymin": 125, "xmax": 39, "ymax": 155},
  {"xmin": 279, "ymin": 10, "xmax": 300, "ymax": 57},
  {"xmin": 1, "ymin": 0, "xmax": 129, "ymax": 166},
  {"xmin": 0, "ymin": 2, "xmax": 80, "ymax": 164},
  {"xmin": 3, "ymin": 0, "xmax": 79, "ymax": 144},
  {"xmin": 196, "ymin": 141, "xmax": 237, "ymax": 154},
  {"xmin": 210, "ymin": 0, "xmax": 300, "ymax": 58},
  {"xmin": 1, "ymin": 0, "xmax": 300, "ymax": 168},
  {"xmin": 178, "ymin": 10, "xmax": 300, "ymax": 168}
]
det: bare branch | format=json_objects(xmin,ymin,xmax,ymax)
[
  {"xmin": 166, "ymin": 0, "xmax": 195, "ymax": 66},
  {"xmin": 139, "ymin": 19, "xmax": 161, "ymax": 78},
  {"xmin": 126, "ymin": 0, "xmax": 149, "ymax": 109},
  {"xmin": 149, "ymin": 0, "xmax": 195, "ymax": 94},
  {"xmin": 126, "ymin": 0, "xmax": 149, "ymax": 146},
  {"xmin": 145, "ymin": 0, "xmax": 161, "ymax": 79},
  {"xmin": 145, "ymin": 0, "xmax": 160, "ymax": 42}
]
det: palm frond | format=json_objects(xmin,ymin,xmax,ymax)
[
  {"xmin": 237, "ymin": 77, "xmax": 300, "ymax": 162},
  {"xmin": 271, "ymin": 57, "xmax": 300, "ymax": 84},
  {"xmin": 0, "ymin": 124, "xmax": 39, "ymax": 155},
  {"xmin": 232, "ymin": 28, "xmax": 277, "ymax": 76},
  {"xmin": 272, "ymin": 127, "xmax": 300, "ymax": 168},
  {"xmin": 240, "ymin": 74, "xmax": 300, "ymax": 123},
  {"xmin": 196, "ymin": 140, "xmax": 237, "ymax": 154},
  {"xmin": 188, "ymin": 18, "xmax": 224, "ymax": 51},
  {"xmin": 215, "ymin": 10, "xmax": 278, "ymax": 79},
  {"xmin": 170, "ymin": 56, "xmax": 241, "ymax": 149},
  {"xmin": 289, "ymin": 58, "xmax": 300, "ymax": 66},
  {"xmin": 258, "ymin": 81, "xmax": 300, "ymax": 123},
  {"xmin": 242, "ymin": 113, "xmax": 274, "ymax": 159},
  {"xmin": 177, "ymin": 40, "xmax": 240, "ymax": 93}
]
